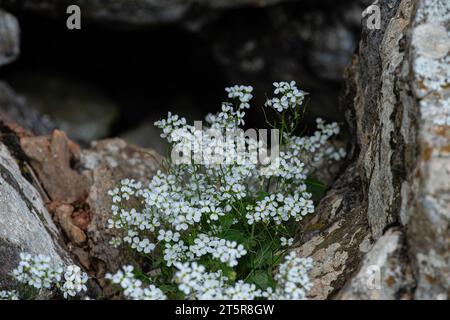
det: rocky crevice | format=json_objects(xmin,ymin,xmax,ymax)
[{"xmin": 0, "ymin": 0, "xmax": 449, "ymax": 300}]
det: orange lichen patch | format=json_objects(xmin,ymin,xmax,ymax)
[
  {"xmin": 433, "ymin": 125, "xmax": 450, "ymax": 137},
  {"xmin": 416, "ymin": 78, "xmax": 428, "ymax": 90},
  {"xmin": 440, "ymin": 145, "xmax": 450, "ymax": 153},
  {"xmin": 422, "ymin": 147, "xmax": 433, "ymax": 161},
  {"xmin": 386, "ymin": 276, "xmax": 396, "ymax": 287},
  {"xmin": 425, "ymin": 274, "xmax": 437, "ymax": 284}
]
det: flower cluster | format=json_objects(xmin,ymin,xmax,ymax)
[
  {"xmin": 174, "ymin": 262, "xmax": 263, "ymax": 300},
  {"xmin": 265, "ymin": 81, "xmax": 307, "ymax": 112},
  {"xmin": 60, "ymin": 265, "xmax": 88, "ymax": 299},
  {"xmin": 174, "ymin": 251, "xmax": 313, "ymax": 300},
  {"xmin": 246, "ymin": 192, "xmax": 314, "ymax": 225},
  {"xmin": 12, "ymin": 253, "xmax": 63, "ymax": 290},
  {"xmin": 280, "ymin": 237, "xmax": 294, "ymax": 247},
  {"xmin": 0, "ymin": 290, "xmax": 19, "ymax": 300},
  {"xmin": 189, "ymin": 234, "xmax": 247, "ymax": 267},
  {"xmin": 265, "ymin": 252, "xmax": 313, "ymax": 300},
  {"xmin": 107, "ymin": 82, "xmax": 343, "ymax": 300},
  {"xmin": 106, "ymin": 266, "xmax": 166, "ymax": 300},
  {"xmin": 10, "ymin": 253, "xmax": 88, "ymax": 299}
]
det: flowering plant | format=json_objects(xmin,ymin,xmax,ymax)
[
  {"xmin": 0, "ymin": 253, "xmax": 88, "ymax": 300},
  {"xmin": 106, "ymin": 81, "xmax": 345, "ymax": 300},
  {"xmin": 0, "ymin": 81, "xmax": 344, "ymax": 301}
]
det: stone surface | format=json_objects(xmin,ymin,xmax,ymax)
[
  {"xmin": 337, "ymin": 229, "xmax": 414, "ymax": 300},
  {"xmin": 401, "ymin": 0, "xmax": 450, "ymax": 300},
  {"xmin": 7, "ymin": 73, "xmax": 119, "ymax": 144},
  {"xmin": 353, "ymin": 0, "xmax": 407, "ymax": 240},
  {"xmin": 295, "ymin": 164, "xmax": 370, "ymax": 299},
  {"xmin": 340, "ymin": 0, "xmax": 449, "ymax": 299},
  {"xmin": 53, "ymin": 204, "xmax": 87, "ymax": 245},
  {"xmin": 79, "ymin": 138, "xmax": 163, "ymax": 291},
  {"xmin": 20, "ymin": 130, "xmax": 90, "ymax": 204},
  {"xmin": 0, "ymin": 140, "xmax": 72, "ymax": 289},
  {"xmin": 0, "ymin": 9, "xmax": 19, "ymax": 66},
  {"xmin": 0, "ymin": 81, "xmax": 55, "ymax": 136}
]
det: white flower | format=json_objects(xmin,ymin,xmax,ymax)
[
  {"xmin": 280, "ymin": 237, "xmax": 294, "ymax": 247},
  {"xmin": 11, "ymin": 252, "xmax": 89, "ymax": 299},
  {"xmin": 189, "ymin": 234, "xmax": 247, "ymax": 267},
  {"xmin": 60, "ymin": 265, "xmax": 88, "ymax": 298},
  {"xmin": 106, "ymin": 81, "xmax": 342, "ymax": 301},
  {"xmin": 264, "ymin": 252, "xmax": 313, "ymax": 300},
  {"xmin": 106, "ymin": 266, "xmax": 166, "ymax": 300},
  {"xmin": 0, "ymin": 290, "xmax": 19, "ymax": 300},
  {"xmin": 12, "ymin": 253, "xmax": 62, "ymax": 290},
  {"xmin": 265, "ymin": 81, "xmax": 307, "ymax": 112}
]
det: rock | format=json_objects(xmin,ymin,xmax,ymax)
[
  {"xmin": 71, "ymin": 210, "xmax": 90, "ymax": 231},
  {"xmin": 0, "ymin": 0, "xmax": 290, "ymax": 26},
  {"xmin": 79, "ymin": 138, "xmax": 163, "ymax": 289},
  {"xmin": 337, "ymin": 229, "xmax": 415, "ymax": 300},
  {"xmin": 294, "ymin": 164, "xmax": 370, "ymax": 299},
  {"xmin": 0, "ymin": 9, "xmax": 19, "ymax": 66},
  {"xmin": 351, "ymin": 0, "xmax": 407, "ymax": 239},
  {"xmin": 54, "ymin": 204, "xmax": 87, "ymax": 245},
  {"xmin": 339, "ymin": 0, "xmax": 449, "ymax": 299},
  {"xmin": 6, "ymin": 73, "xmax": 119, "ymax": 144},
  {"xmin": 401, "ymin": 0, "xmax": 450, "ymax": 300},
  {"xmin": 120, "ymin": 122, "xmax": 167, "ymax": 155},
  {"xmin": 20, "ymin": 130, "xmax": 90, "ymax": 204},
  {"xmin": 0, "ymin": 140, "xmax": 72, "ymax": 289},
  {"xmin": 0, "ymin": 81, "xmax": 55, "ymax": 136}
]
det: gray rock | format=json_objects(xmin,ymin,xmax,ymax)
[
  {"xmin": 337, "ymin": 229, "xmax": 415, "ymax": 300},
  {"xmin": 120, "ymin": 122, "xmax": 167, "ymax": 155},
  {"xmin": 79, "ymin": 138, "xmax": 163, "ymax": 294},
  {"xmin": 352, "ymin": 0, "xmax": 406, "ymax": 239},
  {"xmin": 0, "ymin": 9, "xmax": 19, "ymax": 66},
  {"xmin": 340, "ymin": 0, "xmax": 449, "ymax": 299},
  {"xmin": 0, "ymin": 141, "xmax": 72, "ymax": 289},
  {"xmin": 0, "ymin": 81, "xmax": 55, "ymax": 135},
  {"xmin": 6, "ymin": 73, "xmax": 119, "ymax": 144},
  {"xmin": 401, "ymin": 0, "xmax": 450, "ymax": 300},
  {"xmin": 294, "ymin": 164, "xmax": 370, "ymax": 299}
]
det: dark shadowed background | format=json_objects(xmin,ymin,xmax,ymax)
[{"xmin": 0, "ymin": 0, "xmax": 371, "ymax": 151}]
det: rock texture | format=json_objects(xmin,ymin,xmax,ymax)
[
  {"xmin": 294, "ymin": 0, "xmax": 449, "ymax": 300},
  {"xmin": 0, "ymin": 137, "xmax": 72, "ymax": 289},
  {"xmin": 337, "ymin": 229, "xmax": 414, "ymax": 299},
  {"xmin": 335, "ymin": 0, "xmax": 448, "ymax": 299},
  {"xmin": 6, "ymin": 73, "xmax": 119, "ymax": 143},
  {"xmin": 0, "ymin": 82, "xmax": 55, "ymax": 136},
  {"xmin": 0, "ymin": 9, "xmax": 18, "ymax": 66},
  {"xmin": 401, "ymin": 0, "xmax": 450, "ymax": 300},
  {"xmin": 293, "ymin": 163, "xmax": 369, "ymax": 299},
  {"xmin": 0, "ymin": 117, "xmax": 163, "ymax": 296},
  {"xmin": 79, "ymin": 138, "xmax": 162, "ymax": 291},
  {"xmin": 20, "ymin": 130, "xmax": 90, "ymax": 204}
]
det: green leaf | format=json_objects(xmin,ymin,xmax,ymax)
[
  {"xmin": 222, "ymin": 229, "xmax": 247, "ymax": 244},
  {"xmin": 254, "ymin": 242, "xmax": 275, "ymax": 268},
  {"xmin": 159, "ymin": 284, "xmax": 178, "ymax": 294},
  {"xmin": 256, "ymin": 191, "xmax": 270, "ymax": 200},
  {"xmin": 247, "ymin": 270, "xmax": 274, "ymax": 289},
  {"xmin": 305, "ymin": 177, "xmax": 327, "ymax": 201}
]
